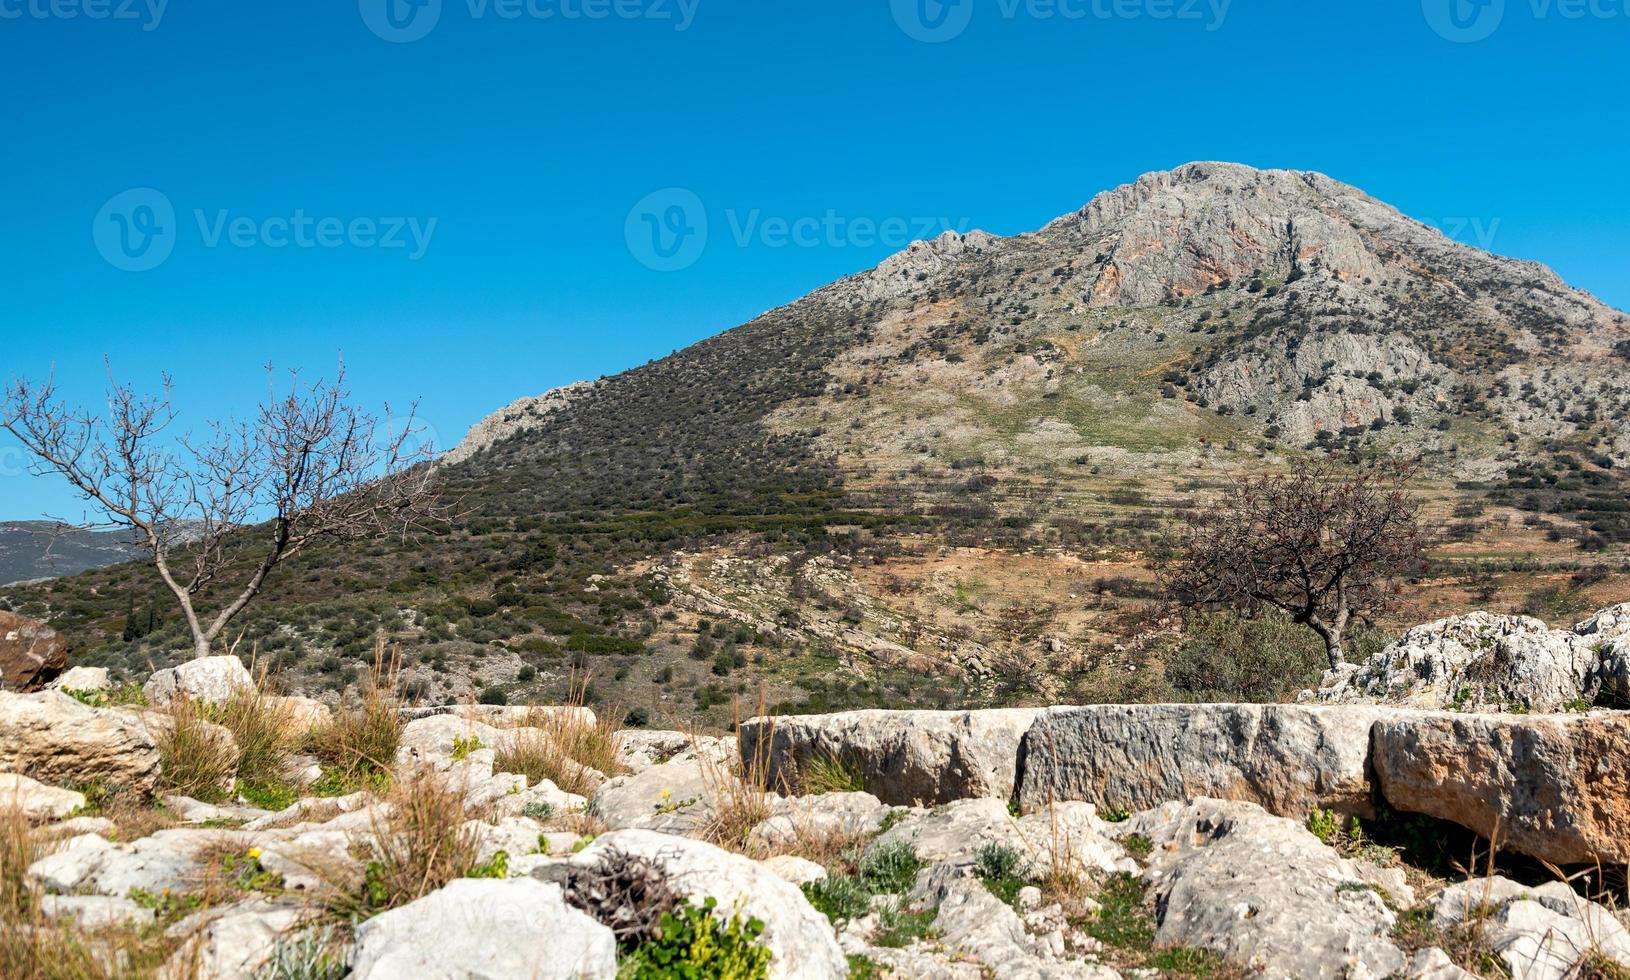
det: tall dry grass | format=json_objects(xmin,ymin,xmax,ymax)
[
  {"xmin": 324, "ymin": 770, "xmax": 478, "ymax": 919},
  {"xmin": 495, "ymin": 674, "xmax": 626, "ymax": 796},
  {"xmin": 217, "ymin": 663, "xmax": 302, "ymax": 790},
  {"xmin": 307, "ymin": 638, "xmax": 405, "ymax": 790},
  {"xmin": 152, "ymin": 696, "xmax": 240, "ymax": 803},
  {"xmin": 699, "ymin": 697, "xmax": 776, "ymax": 853},
  {"xmin": 1, "ymin": 804, "xmax": 192, "ymax": 979}
]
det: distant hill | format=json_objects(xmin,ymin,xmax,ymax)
[
  {"xmin": 12, "ymin": 163, "xmax": 1630, "ymax": 725},
  {"xmin": 0, "ymin": 522, "xmax": 142, "ymax": 586}
]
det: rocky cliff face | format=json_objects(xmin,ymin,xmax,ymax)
[{"xmin": 454, "ymin": 163, "xmax": 1630, "ymax": 499}]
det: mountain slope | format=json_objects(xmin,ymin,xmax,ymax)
[{"xmin": 10, "ymin": 163, "xmax": 1630, "ymax": 723}]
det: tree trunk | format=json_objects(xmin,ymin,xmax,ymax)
[{"xmin": 1309, "ymin": 619, "xmax": 1346, "ymax": 670}]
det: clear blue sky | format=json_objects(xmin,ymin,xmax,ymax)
[{"xmin": 3, "ymin": 0, "xmax": 1626, "ymax": 518}]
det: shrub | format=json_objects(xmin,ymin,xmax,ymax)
[
  {"xmin": 619, "ymin": 898, "xmax": 771, "ymax": 980},
  {"xmin": 477, "ymin": 686, "xmax": 508, "ymax": 706},
  {"xmin": 974, "ymin": 843, "xmax": 1030, "ymax": 905},
  {"xmin": 1164, "ymin": 611, "xmax": 1337, "ymax": 702},
  {"xmin": 802, "ymin": 874, "xmax": 872, "ymax": 922},
  {"xmin": 858, "ymin": 842, "xmax": 921, "ymax": 895}
]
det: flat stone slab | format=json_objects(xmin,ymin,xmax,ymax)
[
  {"xmin": 740, "ymin": 708, "xmax": 1043, "ymax": 806},
  {"xmin": 1373, "ymin": 711, "xmax": 1630, "ymax": 866},
  {"xmin": 1016, "ymin": 704, "xmax": 1395, "ymax": 818}
]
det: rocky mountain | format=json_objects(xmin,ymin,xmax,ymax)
[
  {"xmin": 9, "ymin": 163, "xmax": 1630, "ymax": 725},
  {"xmin": 0, "ymin": 522, "xmax": 142, "ymax": 587}
]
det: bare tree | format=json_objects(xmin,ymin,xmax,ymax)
[
  {"xmin": 2, "ymin": 363, "xmax": 443, "ymax": 659},
  {"xmin": 1161, "ymin": 460, "xmax": 1426, "ymax": 669}
]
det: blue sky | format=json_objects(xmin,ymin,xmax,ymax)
[{"xmin": 2, "ymin": 0, "xmax": 1627, "ymax": 518}]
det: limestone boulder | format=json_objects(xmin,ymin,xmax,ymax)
[
  {"xmin": 748, "ymin": 791, "xmax": 894, "ymax": 851},
  {"xmin": 0, "ymin": 690, "xmax": 162, "ymax": 793},
  {"xmin": 1017, "ymin": 703, "xmax": 1390, "ymax": 818},
  {"xmin": 1373, "ymin": 712, "xmax": 1630, "ymax": 865},
  {"xmin": 352, "ymin": 878, "xmax": 617, "ymax": 980},
  {"xmin": 48, "ymin": 665, "xmax": 111, "ymax": 693},
  {"xmin": 1315, "ymin": 612, "xmax": 1600, "ymax": 712},
  {"xmin": 1578, "ymin": 604, "xmax": 1630, "ymax": 706},
  {"xmin": 1139, "ymin": 798, "xmax": 1407, "ymax": 979},
  {"xmin": 588, "ymin": 748, "xmax": 730, "ymax": 837},
  {"xmin": 871, "ymin": 797, "xmax": 1134, "ymax": 877},
  {"xmin": 0, "ymin": 772, "xmax": 86, "ymax": 822},
  {"xmin": 740, "ymin": 708, "xmax": 1043, "ymax": 806},
  {"xmin": 0, "ymin": 610, "xmax": 68, "ymax": 691},
  {"xmin": 144, "ymin": 655, "xmax": 254, "ymax": 708}
]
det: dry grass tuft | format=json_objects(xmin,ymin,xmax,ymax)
[
  {"xmin": 495, "ymin": 675, "xmax": 626, "ymax": 797},
  {"xmin": 329, "ymin": 769, "xmax": 478, "ymax": 919},
  {"xmin": 217, "ymin": 664, "xmax": 301, "ymax": 789},
  {"xmin": 307, "ymin": 638, "xmax": 404, "ymax": 791},
  {"xmin": 1, "ymin": 804, "xmax": 193, "ymax": 979},
  {"xmin": 698, "ymin": 697, "xmax": 775, "ymax": 853},
  {"xmin": 152, "ymin": 696, "xmax": 239, "ymax": 803}
]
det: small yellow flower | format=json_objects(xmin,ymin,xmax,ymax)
[
  {"xmin": 246, "ymin": 847, "xmax": 262, "ymax": 861},
  {"xmin": 659, "ymin": 790, "xmax": 671, "ymax": 800}
]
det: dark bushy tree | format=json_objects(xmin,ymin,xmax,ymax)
[{"xmin": 1162, "ymin": 460, "xmax": 1426, "ymax": 668}]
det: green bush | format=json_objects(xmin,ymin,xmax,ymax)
[
  {"xmin": 477, "ymin": 686, "xmax": 508, "ymax": 706},
  {"xmin": 1164, "ymin": 611, "xmax": 1388, "ymax": 702},
  {"xmin": 620, "ymin": 898, "xmax": 771, "ymax": 980},
  {"xmin": 858, "ymin": 842, "xmax": 921, "ymax": 895}
]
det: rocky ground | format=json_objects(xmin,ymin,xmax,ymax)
[{"xmin": 3, "ymin": 606, "xmax": 1630, "ymax": 979}]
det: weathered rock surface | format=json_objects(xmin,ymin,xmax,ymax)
[
  {"xmin": 1431, "ymin": 876, "xmax": 1630, "ymax": 979},
  {"xmin": 163, "ymin": 900, "xmax": 308, "ymax": 980},
  {"xmin": 1579, "ymin": 603, "xmax": 1630, "ymax": 705},
  {"xmin": 351, "ymin": 878, "xmax": 618, "ymax": 980},
  {"xmin": 1373, "ymin": 712, "xmax": 1630, "ymax": 865},
  {"xmin": 589, "ymin": 750, "xmax": 723, "ymax": 835},
  {"xmin": 1017, "ymin": 704, "xmax": 1389, "ymax": 818},
  {"xmin": 48, "ymin": 665, "xmax": 111, "ymax": 692},
  {"xmin": 0, "ymin": 772, "xmax": 86, "ymax": 821},
  {"xmin": 872, "ymin": 797, "xmax": 1135, "ymax": 878},
  {"xmin": 1139, "ymin": 798, "xmax": 1406, "ymax": 979},
  {"xmin": 554, "ymin": 829, "xmax": 847, "ymax": 979},
  {"xmin": 0, "ymin": 690, "xmax": 162, "ymax": 792},
  {"xmin": 144, "ymin": 655, "xmax": 254, "ymax": 707},
  {"xmin": 29, "ymin": 828, "xmax": 241, "ymax": 897},
  {"xmin": 749, "ymin": 791, "xmax": 894, "ymax": 851},
  {"xmin": 0, "ymin": 610, "xmax": 68, "ymax": 691},
  {"xmin": 741, "ymin": 708, "xmax": 1043, "ymax": 805},
  {"xmin": 924, "ymin": 873, "xmax": 1120, "ymax": 979},
  {"xmin": 1316, "ymin": 612, "xmax": 1602, "ymax": 712}
]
